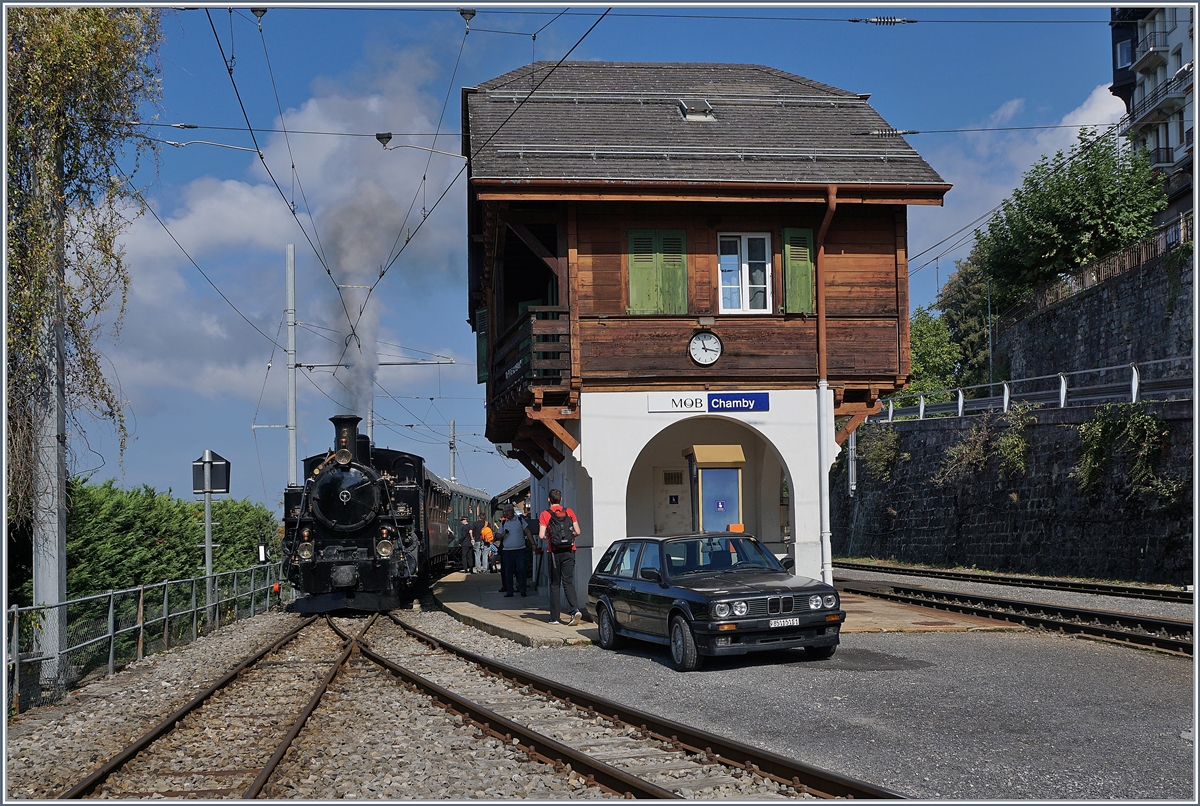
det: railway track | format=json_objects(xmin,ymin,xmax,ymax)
[
  {"xmin": 382, "ymin": 613, "xmax": 902, "ymax": 799},
  {"xmin": 60, "ymin": 612, "xmax": 897, "ymax": 799},
  {"xmin": 837, "ymin": 580, "xmax": 1194, "ymax": 656},
  {"xmin": 833, "ymin": 560, "xmax": 1193, "ymax": 604}
]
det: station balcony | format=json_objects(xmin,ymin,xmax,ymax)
[{"xmin": 486, "ymin": 305, "xmax": 575, "ymax": 458}]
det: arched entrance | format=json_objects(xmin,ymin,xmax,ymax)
[{"xmin": 624, "ymin": 415, "xmax": 794, "ymax": 554}]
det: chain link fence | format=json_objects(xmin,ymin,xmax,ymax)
[{"xmin": 6, "ymin": 563, "xmax": 297, "ymax": 714}]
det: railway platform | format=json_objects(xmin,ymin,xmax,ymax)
[{"xmin": 431, "ymin": 567, "xmax": 1019, "ymax": 648}]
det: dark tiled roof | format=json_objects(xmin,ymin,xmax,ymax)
[{"xmin": 465, "ymin": 62, "xmax": 947, "ymax": 187}]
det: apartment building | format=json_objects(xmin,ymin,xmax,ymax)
[{"xmin": 1111, "ymin": 7, "xmax": 1194, "ymax": 223}]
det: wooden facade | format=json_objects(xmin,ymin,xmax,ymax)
[{"xmin": 469, "ymin": 193, "xmax": 946, "ymax": 478}]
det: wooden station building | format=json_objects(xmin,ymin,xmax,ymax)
[{"xmin": 462, "ymin": 62, "xmax": 949, "ymax": 588}]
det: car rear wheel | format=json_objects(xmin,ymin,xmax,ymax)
[
  {"xmin": 669, "ymin": 615, "xmax": 703, "ymax": 672},
  {"xmin": 597, "ymin": 605, "xmax": 625, "ymax": 650},
  {"xmin": 806, "ymin": 644, "xmax": 837, "ymax": 660}
]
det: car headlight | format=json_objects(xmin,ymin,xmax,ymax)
[
  {"xmin": 809, "ymin": 594, "xmax": 823, "ymax": 610},
  {"xmin": 823, "ymin": 594, "xmax": 838, "ymax": 609},
  {"xmin": 376, "ymin": 539, "xmax": 394, "ymax": 558},
  {"xmin": 713, "ymin": 602, "xmax": 731, "ymax": 618},
  {"xmin": 732, "ymin": 601, "xmax": 748, "ymax": 616},
  {"xmin": 297, "ymin": 542, "xmax": 315, "ymax": 560}
]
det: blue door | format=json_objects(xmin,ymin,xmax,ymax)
[{"xmin": 700, "ymin": 467, "xmax": 740, "ymax": 531}]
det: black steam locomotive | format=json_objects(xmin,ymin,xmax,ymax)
[{"xmin": 281, "ymin": 414, "xmax": 489, "ymax": 612}]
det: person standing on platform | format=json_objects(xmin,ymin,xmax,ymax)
[
  {"xmin": 538, "ymin": 489, "xmax": 582, "ymax": 625},
  {"xmin": 457, "ymin": 516, "xmax": 474, "ymax": 573},
  {"xmin": 498, "ymin": 503, "xmax": 531, "ymax": 597},
  {"xmin": 473, "ymin": 512, "xmax": 489, "ymax": 574}
]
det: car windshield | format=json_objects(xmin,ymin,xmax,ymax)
[{"xmin": 663, "ymin": 536, "xmax": 784, "ymax": 577}]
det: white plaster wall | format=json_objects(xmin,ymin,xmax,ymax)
[{"xmin": 573, "ymin": 388, "xmax": 837, "ymax": 583}]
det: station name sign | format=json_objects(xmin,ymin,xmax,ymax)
[{"xmin": 647, "ymin": 392, "xmax": 769, "ymax": 413}]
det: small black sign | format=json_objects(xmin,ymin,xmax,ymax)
[{"xmin": 192, "ymin": 450, "xmax": 230, "ymax": 494}]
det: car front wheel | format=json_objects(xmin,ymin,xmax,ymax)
[
  {"xmin": 597, "ymin": 605, "xmax": 625, "ymax": 650},
  {"xmin": 669, "ymin": 615, "xmax": 703, "ymax": 672},
  {"xmin": 806, "ymin": 644, "xmax": 837, "ymax": 660}
]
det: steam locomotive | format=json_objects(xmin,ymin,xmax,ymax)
[{"xmin": 281, "ymin": 414, "xmax": 489, "ymax": 612}]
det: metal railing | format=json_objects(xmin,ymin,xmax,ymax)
[
  {"xmin": 6, "ymin": 562, "xmax": 297, "ymax": 714},
  {"xmin": 996, "ymin": 212, "xmax": 1193, "ymax": 332},
  {"xmin": 1134, "ymin": 30, "xmax": 1170, "ymax": 63},
  {"xmin": 1119, "ymin": 67, "xmax": 1193, "ymax": 134},
  {"xmin": 868, "ymin": 356, "xmax": 1192, "ymax": 423}
]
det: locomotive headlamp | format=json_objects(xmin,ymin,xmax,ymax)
[
  {"xmin": 732, "ymin": 600, "xmax": 748, "ymax": 616},
  {"xmin": 713, "ymin": 602, "xmax": 731, "ymax": 618},
  {"xmin": 376, "ymin": 539, "xmax": 394, "ymax": 558},
  {"xmin": 334, "ymin": 448, "xmax": 353, "ymax": 466},
  {"xmin": 823, "ymin": 594, "xmax": 838, "ymax": 609},
  {"xmin": 809, "ymin": 594, "xmax": 824, "ymax": 610},
  {"xmin": 297, "ymin": 542, "xmax": 315, "ymax": 560}
]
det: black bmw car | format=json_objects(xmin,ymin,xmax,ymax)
[{"xmin": 587, "ymin": 533, "xmax": 845, "ymax": 671}]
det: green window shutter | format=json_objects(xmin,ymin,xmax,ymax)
[
  {"xmin": 783, "ymin": 227, "xmax": 815, "ymax": 314},
  {"xmin": 658, "ymin": 229, "xmax": 688, "ymax": 315},
  {"xmin": 627, "ymin": 229, "xmax": 660, "ymax": 315},
  {"xmin": 475, "ymin": 307, "xmax": 489, "ymax": 384}
]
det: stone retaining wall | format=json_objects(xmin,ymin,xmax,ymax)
[{"xmin": 831, "ymin": 400, "xmax": 1192, "ymax": 585}]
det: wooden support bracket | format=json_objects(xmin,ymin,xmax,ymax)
[
  {"xmin": 507, "ymin": 449, "xmax": 545, "ymax": 480},
  {"xmin": 834, "ymin": 405, "xmax": 881, "ymax": 446}
]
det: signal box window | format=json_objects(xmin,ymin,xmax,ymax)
[{"xmin": 718, "ymin": 233, "xmax": 771, "ymax": 314}]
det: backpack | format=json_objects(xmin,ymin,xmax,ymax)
[{"xmin": 546, "ymin": 509, "xmax": 575, "ymax": 550}]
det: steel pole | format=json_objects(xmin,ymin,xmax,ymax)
[
  {"xmin": 286, "ymin": 245, "xmax": 298, "ymax": 487},
  {"xmin": 817, "ymin": 379, "xmax": 833, "ymax": 585},
  {"xmin": 204, "ymin": 461, "xmax": 214, "ymax": 627}
]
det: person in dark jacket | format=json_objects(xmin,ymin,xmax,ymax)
[{"xmin": 457, "ymin": 517, "xmax": 474, "ymax": 573}]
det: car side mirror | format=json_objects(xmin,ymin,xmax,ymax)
[
  {"xmin": 640, "ymin": 567, "xmax": 661, "ymax": 582},
  {"xmin": 781, "ymin": 556, "xmax": 795, "ymax": 570}
]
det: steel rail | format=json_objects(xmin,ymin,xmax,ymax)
[
  {"xmin": 60, "ymin": 616, "xmax": 319, "ymax": 799},
  {"xmin": 388, "ymin": 614, "xmax": 903, "ymax": 799},
  {"xmin": 838, "ymin": 581, "xmax": 1193, "ymax": 655},
  {"xmin": 243, "ymin": 614, "xmax": 377, "ymax": 798},
  {"xmin": 834, "ymin": 561, "xmax": 1193, "ymax": 604},
  {"xmin": 354, "ymin": 635, "xmax": 677, "ymax": 799}
]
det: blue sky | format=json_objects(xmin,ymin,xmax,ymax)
[{"xmin": 79, "ymin": 3, "xmax": 1126, "ymax": 511}]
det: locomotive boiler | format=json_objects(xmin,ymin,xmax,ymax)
[{"xmin": 281, "ymin": 414, "xmax": 488, "ymax": 612}]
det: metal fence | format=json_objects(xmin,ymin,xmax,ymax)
[
  {"xmin": 868, "ymin": 356, "xmax": 1192, "ymax": 423},
  {"xmin": 6, "ymin": 563, "xmax": 297, "ymax": 714}
]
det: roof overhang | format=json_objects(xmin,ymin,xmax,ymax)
[{"xmin": 470, "ymin": 177, "xmax": 950, "ymax": 205}]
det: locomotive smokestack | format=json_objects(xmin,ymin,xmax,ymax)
[{"xmin": 330, "ymin": 414, "xmax": 363, "ymax": 464}]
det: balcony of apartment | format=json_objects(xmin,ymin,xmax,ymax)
[
  {"xmin": 1131, "ymin": 31, "xmax": 1170, "ymax": 74},
  {"xmin": 1119, "ymin": 67, "xmax": 1194, "ymax": 136},
  {"xmin": 1150, "ymin": 146, "xmax": 1175, "ymax": 167}
]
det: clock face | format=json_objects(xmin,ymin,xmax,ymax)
[{"xmin": 689, "ymin": 331, "xmax": 723, "ymax": 366}]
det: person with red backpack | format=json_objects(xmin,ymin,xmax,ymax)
[{"xmin": 538, "ymin": 488, "xmax": 582, "ymax": 625}]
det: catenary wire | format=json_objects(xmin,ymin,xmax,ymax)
[{"xmin": 115, "ymin": 166, "xmax": 284, "ymax": 350}]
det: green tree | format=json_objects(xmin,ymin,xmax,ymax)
[
  {"xmin": 937, "ymin": 249, "xmax": 995, "ymax": 389},
  {"xmin": 6, "ymin": 9, "xmax": 162, "ymax": 527},
  {"xmin": 973, "ymin": 126, "xmax": 1165, "ymax": 309},
  {"xmin": 9, "ymin": 480, "xmax": 279, "ymax": 605},
  {"xmin": 907, "ymin": 306, "xmax": 960, "ymax": 394}
]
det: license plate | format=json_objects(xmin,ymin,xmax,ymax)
[{"xmin": 769, "ymin": 617, "xmax": 800, "ymax": 628}]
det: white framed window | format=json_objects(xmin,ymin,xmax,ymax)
[
  {"xmin": 1116, "ymin": 39, "xmax": 1132, "ymax": 69},
  {"xmin": 718, "ymin": 233, "xmax": 772, "ymax": 314}
]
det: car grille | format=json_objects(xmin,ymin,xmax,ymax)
[{"xmin": 743, "ymin": 595, "xmax": 794, "ymax": 617}]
